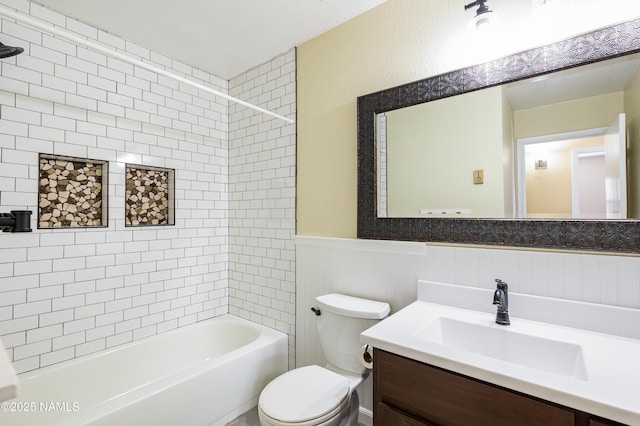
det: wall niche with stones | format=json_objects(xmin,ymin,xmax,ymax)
[
  {"xmin": 38, "ymin": 154, "xmax": 108, "ymax": 228},
  {"xmin": 125, "ymin": 165, "xmax": 174, "ymax": 227}
]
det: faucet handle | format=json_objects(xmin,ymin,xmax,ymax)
[{"xmin": 495, "ymin": 278, "xmax": 508, "ymax": 290}]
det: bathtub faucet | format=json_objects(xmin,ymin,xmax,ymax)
[
  {"xmin": 492, "ymin": 279, "xmax": 510, "ymax": 326},
  {"xmin": 0, "ymin": 210, "xmax": 32, "ymax": 233}
]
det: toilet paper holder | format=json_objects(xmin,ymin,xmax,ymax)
[
  {"xmin": 359, "ymin": 344, "xmax": 374, "ymax": 369},
  {"xmin": 362, "ymin": 345, "xmax": 373, "ymax": 364}
]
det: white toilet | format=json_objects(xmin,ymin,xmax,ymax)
[{"xmin": 258, "ymin": 293, "xmax": 390, "ymax": 426}]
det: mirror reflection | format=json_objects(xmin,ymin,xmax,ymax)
[{"xmin": 377, "ymin": 53, "xmax": 640, "ymax": 219}]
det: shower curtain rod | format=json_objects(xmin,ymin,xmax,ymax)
[{"xmin": 0, "ymin": 4, "xmax": 295, "ymax": 124}]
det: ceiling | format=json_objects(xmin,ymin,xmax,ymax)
[
  {"xmin": 33, "ymin": 0, "xmax": 387, "ymax": 80},
  {"xmin": 504, "ymin": 53, "xmax": 640, "ymax": 111}
]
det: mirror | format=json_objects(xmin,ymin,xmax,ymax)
[
  {"xmin": 376, "ymin": 54, "xmax": 640, "ymax": 220},
  {"xmin": 357, "ymin": 17, "xmax": 640, "ymax": 252}
]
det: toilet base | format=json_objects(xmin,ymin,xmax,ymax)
[{"xmin": 340, "ymin": 390, "xmax": 359, "ymax": 426}]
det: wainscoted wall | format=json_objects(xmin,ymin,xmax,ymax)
[
  {"xmin": 0, "ymin": 1, "xmax": 232, "ymax": 374},
  {"xmin": 296, "ymin": 236, "xmax": 428, "ymax": 425},
  {"xmin": 295, "ymin": 236, "xmax": 640, "ymax": 422},
  {"xmin": 228, "ymin": 50, "xmax": 297, "ymax": 368}
]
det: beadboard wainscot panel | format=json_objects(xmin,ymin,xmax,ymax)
[
  {"xmin": 295, "ymin": 236, "xmax": 640, "ymax": 425},
  {"xmin": 295, "ymin": 236, "xmax": 428, "ymax": 426}
]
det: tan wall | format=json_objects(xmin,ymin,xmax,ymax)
[
  {"xmin": 297, "ymin": 0, "xmax": 640, "ymax": 237},
  {"xmin": 625, "ymin": 67, "xmax": 640, "ymax": 217},
  {"xmin": 513, "ymin": 92, "xmax": 624, "ymax": 140},
  {"xmin": 385, "ymin": 87, "xmax": 505, "ymax": 218}
]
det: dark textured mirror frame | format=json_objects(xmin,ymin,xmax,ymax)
[{"xmin": 357, "ymin": 18, "xmax": 640, "ymax": 253}]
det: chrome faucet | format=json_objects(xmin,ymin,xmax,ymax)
[{"xmin": 492, "ymin": 279, "xmax": 510, "ymax": 325}]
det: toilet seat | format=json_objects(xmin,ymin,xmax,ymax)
[{"xmin": 259, "ymin": 365, "xmax": 350, "ymax": 425}]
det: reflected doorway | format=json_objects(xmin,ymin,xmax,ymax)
[{"xmin": 516, "ymin": 114, "xmax": 627, "ymax": 219}]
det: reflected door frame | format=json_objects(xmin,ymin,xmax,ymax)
[{"xmin": 516, "ymin": 127, "xmax": 608, "ymax": 218}]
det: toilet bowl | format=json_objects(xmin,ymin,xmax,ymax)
[
  {"xmin": 258, "ymin": 294, "xmax": 390, "ymax": 426},
  {"xmin": 258, "ymin": 365, "xmax": 360, "ymax": 426}
]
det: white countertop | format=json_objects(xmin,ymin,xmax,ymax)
[
  {"xmin": 0, "ymin": 337, "xmax": 18, "ymax": 402},
  {"xmin": 361, "ymin": 281, "xmax": 640, "ymax": 425}
]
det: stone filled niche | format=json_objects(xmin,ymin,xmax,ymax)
[
  {"xmin": 125, "ymin": 165, "xmax": 174, "ymax": 227},
  {"xmin": 38, "ymin": 154, "xmax": 108, "ymax": 228}
]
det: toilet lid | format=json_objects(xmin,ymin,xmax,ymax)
[{"xmin": 259, "ymin": 365, "xmax": 350, "ymax": 423}]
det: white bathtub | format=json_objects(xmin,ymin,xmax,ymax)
[{"xmin": 0, "ymin": 315, "xmax": 288, "ymax": 426}]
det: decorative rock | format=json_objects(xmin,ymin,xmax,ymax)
[
  {"xmin": 38, "ymin": 156, "xmax": 106, "ymax": 228},
  {"xmin": 125, "ymin": 166, "xmax": 171, "ymax": 226}
]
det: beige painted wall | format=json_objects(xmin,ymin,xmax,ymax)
[
  {"xmin": 513, "ymin": 92, "xmax": 624, "ymax": 140},
  {"xmin": 385, "ymin": 87, "xmax": 505, "ymax": 218},
  {"xmin": 297, "ymin": 0, "xmax": 640, "ymax": 237},
  {"xmin": 625, "ymin": 67, "xmax": 640, "ymax": 217}
]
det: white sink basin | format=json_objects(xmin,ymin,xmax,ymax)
[
  {"xmin": 361, "ymin": 281, "xmax": 640, "ymax": 425},
  {"xmin": 416, "ymin": 317, "xmax": 588, "ymax": 380}
]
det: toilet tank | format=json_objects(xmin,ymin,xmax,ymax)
[{"xmin": 315, "ymin": 294, "xmax": 390, "ymax": 375}]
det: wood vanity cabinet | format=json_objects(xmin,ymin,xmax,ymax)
[{"xmin": 373, "ymin": 349, "xmax": 626, "ymax": 426}]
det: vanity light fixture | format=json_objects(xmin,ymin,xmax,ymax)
[
  {"xmin": 464, "ymin": 0, "xmax": 497, "ymax": 31},
  {"xmin": 0, "ymin": 41, "xmax": 23, "ymax": 58}
]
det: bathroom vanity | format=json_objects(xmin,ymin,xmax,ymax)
[
  {"xmin": 373, "ymin": 349, "xmax": 622, "ymax": 426},
  {"xmin": 361, "ymin": 281, "xmax": 640, "ymax": 426}
]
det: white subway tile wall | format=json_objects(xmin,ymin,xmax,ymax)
[
  {"xmin": 0, "ymin": 0, "xmax": 299, "ymax": 374},
  {"xmin": 228, "ymin": 50, "xmax": 297, "ymax": 369}
]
